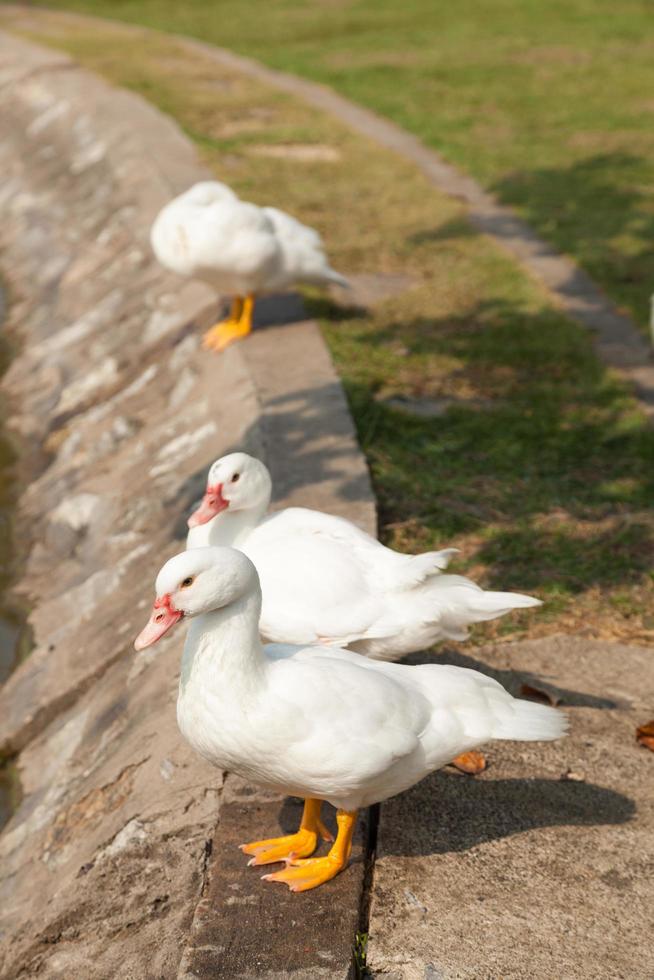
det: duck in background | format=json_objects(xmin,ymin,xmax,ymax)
[
  {"xmin": 150, "ymin": 181, "xmax": 347, "ymax": 352},
  {"xmin": 134, "ymin": 547, "xmax": 567, "ymax": 892},
  {"xmin": 186, "ymin": 452, "xmax": 542, "ymax": 661}
]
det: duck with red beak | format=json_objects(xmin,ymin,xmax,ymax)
[
  {"xmin": 184, "ymin": 452, "xmax": 542, "ymax": 661},
  {"xmin": 134, "ymin": 593, "xmax": 184, "ymax": 650},
  {"xmin": 133, "ymin": 546, "xmax": 566, "ymax": 892},
  {"xmin": 187, "ymin": 482, "xmax": 229, "ymax": 529}
]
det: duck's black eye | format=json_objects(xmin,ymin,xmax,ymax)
[
  {"xmin": 231, "ymin": 473, "xmax": 240, "ymax": 483},
  {"xmin": 180, "ymin": 576, "xmax": 195, "ymax": 588}
]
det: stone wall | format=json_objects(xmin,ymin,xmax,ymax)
[{"xmin": 0, "ymin": 33, "xmax": 373, "ymax": 979}]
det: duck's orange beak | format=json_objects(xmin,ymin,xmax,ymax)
[
  {"xmin": 134, "ymin": 594, "xmax": 183, "ymax": 650},
  {"xmin": 187, "ymin": 483, "xmax": 229, "ymax": 528}
]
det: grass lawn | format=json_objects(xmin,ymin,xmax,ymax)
[
  {"xmin": 3, "ymin": 8, "xmax": 654, "ymax": 647},
  {"xmin": 28, "ymin": 0, "xmax": 654, "ymax": 333}
]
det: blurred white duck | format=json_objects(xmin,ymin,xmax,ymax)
[
  {"xmin": 150, "ymin": 181, "xmax": 347, "ymax": 352},
  {"xmin": 186, "ymin": 452, "xmax": 542, "ymax": 661},
  {"xmin": 134, "ymin": 547, "xmax": 566, "ymax": 892}
]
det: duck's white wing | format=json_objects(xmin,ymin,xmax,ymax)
[
  {"xmin": 258, "ymin": 508, "xmax": 456, "ymax": 587},
  {"xmin": 263, "ymin": 207, "xmax": 323, "ymax": 250},
  {"xmin": 261, "ymin": 651, "xmax": 429, "ymax": 790},
  {"xmin": 186, "ymin": 200, "xmax": 282, "ymax": 286},
  {"xmin": 245, "ymin": 509, "xmax": 392, "ymax": 645},
  {"xmin": 151, "ymin": 195, "xmax": 282, "ymax": 292},
  {"xmin": 259, "ymin": 650, "xmax": 565, "ymax": 808},
  {"xmin": 263, "ymin": 206, "xmax": 348, "ymax": 288},
  {"xmin": 245, "ymin": 507, "xmax": 459, "ymax": 647},
  {"xmin": 256, "ymin": 507, "xmax": 381, "ymax": 550}
]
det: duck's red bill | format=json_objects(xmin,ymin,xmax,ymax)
[
  {"xmin": 187, "ymin": 484, "xmax": 228, "ymax": 528},
  {"xmin": 134, "ymin": 598, "xmax": 183, "ymax": 650}
]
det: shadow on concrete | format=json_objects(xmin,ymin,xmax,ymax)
[
  {"xmin": 252, "ymin": 292, "xmax": 364, "ymax": 329},
  {"xmin": 303, "ymin": 293, "xmax": 367, "ymax": 322},
  {"xmin": 252, "ymin": 292, "xmax": 307, "ymax": 329},
  {"xmin": 379, "ymin": 769, "xmax": 635, "ymax": 856},
  {"xmin": 253, "ymin": 383, "xmax": 372, "ymax": 503}
]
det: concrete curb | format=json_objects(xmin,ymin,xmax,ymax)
[{"xmin": 0, "ymin": 30, "xmax": 373, "ymax": 979}]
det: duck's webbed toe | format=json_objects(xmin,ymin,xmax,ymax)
[
  {"xmin": 202, "ymin": 294, "xmax": 254, "ymax": 352},
  {"xmin": 240, "ymin": 798, "xmax": 333, "ymax": 867},
  {"xmin": 261, "ymin": 852, "xmax": 345, "ymax": 892},
  {"xmin": 261, "ymin": 808, "xmax": 357, "ymax": 892}
]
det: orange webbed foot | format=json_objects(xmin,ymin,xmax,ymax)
[
  {"xmin": 201, "ymin": 318, "xmax": 250, "ymax": 353},
  {"xmin": 240, "ymin": 817, "xmax": 333, "ymax": 867},
  {"xmin": 262, "ymin": 853, "xmax": 346, "ymax": 892},
  {"xmin": 260, "ymin": 806, "xmax": 357, "ymax": 892},
  {"xmin": 201, "ymin": 293, "xmax": 254, "ymax": 353}
]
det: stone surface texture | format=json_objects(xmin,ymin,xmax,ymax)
[
  {"xmin": 0, "ymin": 32, "xmax": 373, "ymax": 980},
  {"xmin": 368, "ymin": 637, "xmax": 653, "ymax": 980}
]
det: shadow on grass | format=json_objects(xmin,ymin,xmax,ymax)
[
  {"xmin": 328, "ymin": 296, "xmax": 654, "ymax": 594},
  {"xmin": 301, "ymin": 293, "xmax": 367, "ymax": 323},
  {"xmin": 491, "ymin": 152, "xmax": 654, "ymax": 325},
  {"xmin": 408, "ymin": 217, "xmax": 479, "ymax": 245}
]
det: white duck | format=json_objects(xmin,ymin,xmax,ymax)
[
  {"xmin": 134, "ymin": 547, "xmax": 567, "ymax": 892},
  {"xmin": 150, "ymin": 181, "xmax": 347, "ymax": 352},
  {"xmin": 186, "ymin": 452, "xmax": 542, "ymax": 661}
]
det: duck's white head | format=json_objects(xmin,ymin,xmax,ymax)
[
  {"xmin": 134, "ymin": 546, "xmax": 257, "ymax": 650},
  {"xmin": 187, "ymin": 452, "xmax": 272, "ymax": 528}
]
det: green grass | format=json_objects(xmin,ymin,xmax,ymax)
[
  {"xmin": 28, "ymin": 0, "xmax": 654, "ymax": 330},
  {"xmin": 4, "ymin": 10, "xmax": 653, "ymax": 645},
  {"xmin": 353, "ymin": 931, "xmax": 369, "ymax": 979}
]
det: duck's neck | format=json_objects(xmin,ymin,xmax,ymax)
[
  {"xmin": 206, "ymin": 497, "xmax": 269, "ymax": 548},
  {"xmin": 180, "ymin": 590, "xmax": 265, "ymax": 698}
]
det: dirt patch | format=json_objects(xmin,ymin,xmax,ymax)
[{"xmin": 249, "ymin": 141, "xmax": 341, "ymax": 161}]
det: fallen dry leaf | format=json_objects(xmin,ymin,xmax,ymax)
[
  {"xmin": 450, "ymin": 751, "xmax": 487, "ymax": 775},
  {"xmin": 636, "ymin": 720, "xmax": 654, "ymax": 752},
  {"xmin": 520, "ymin": 683, "xmax": 561, "ymax": 707},
  {"xmin": 561, "ymin": 769, "xmax": 586, "ymax": 782}
]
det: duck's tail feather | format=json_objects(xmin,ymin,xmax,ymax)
[
  {"xmin": 298, "ymin": 266, "xmax": 350, "ymax": 289},
  {"xmin": 491, "ymin": 698, "xmax": 568, "ymax": 742},
  {"xmin": 323, "ymin": 267, "xmax": 350, "ymax": 288},
  {"xmin": 429, "ymin": 575, "xmax": 542, "ymax": 639}
]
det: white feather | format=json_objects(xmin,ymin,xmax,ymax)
[
  {"xmin": 187, "ymin": 453, "xmax": 541, "ymax": 661},
  {"xmin": 171, "ymin": 548, "xmax": 567, "ymax": 813},
  {"xmin": 150, "ymin": 180, "xmax": 347, "ymax": 296}
]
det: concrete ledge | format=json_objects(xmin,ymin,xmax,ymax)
[
  {"xmin": 0, "ymin": 31, "xmax": 373, "ymax": 979},
  {"xmin": 368, "ymin": 636, "xmax": 653, "ymax": 980}
]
